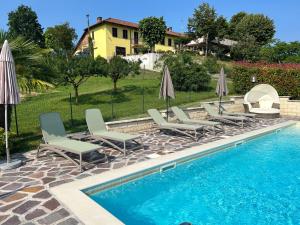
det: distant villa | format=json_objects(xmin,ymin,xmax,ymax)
[{"xmin": 74, "ymin": 17, "xmax": 185, "ymax": 59}]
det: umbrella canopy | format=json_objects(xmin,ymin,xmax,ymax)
[
  {"xmin": 159, "ymin": 65, "xmax": 175, "ymax": 100},
  {"xmin": 159, "ymin": 65, "xmax": 175, "ymax": 120},
  {"xmin": 0, "ymin": 40, "xmax": 20, "ymax": 105},
  {"xmin": 216, "ymin": 67, "xmax": 228, "ymax": 114},
  {"xmin": 0, "ymin": 40, "xmax": 20, "ymax": 165}
]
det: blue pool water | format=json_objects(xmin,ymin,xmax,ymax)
[{"xmin": 88, "ymin": 126, "xmax": 300, "ymax": 225}]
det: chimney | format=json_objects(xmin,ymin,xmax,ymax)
[
  {"xmin": 97, "ymin": 17, "xmax": 103, "ymax": 23},
  {"xmin": 167, "ymin": 27, "xmax": 172, "ymax": 31}
]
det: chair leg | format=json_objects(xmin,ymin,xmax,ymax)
[
  {"xmin": 80, "ymin": 153, "xmax": 82, "ymax": 172},
  {"xmin": 36, "ymin": 145, "xmax": 41, "ymax": 158}
]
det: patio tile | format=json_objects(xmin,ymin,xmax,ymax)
[
  {"xmin": 1, "ymin": 215, "xmax": 21, "ymax": 225},
  {"xmin": 25, "ymin": 208, "xmax": 46, "ymax": 220},
  {"xmin": 37, "ymin": 208, "xmax": 70, "ymax": 225},
  {"xmin": 32, "ymin": 190, "xmax": 51, "ymax": 199},
  {"xmin": 2, "ymin": 192, "xmax": 27, "ymax": 203},
  {"xmin": 57, "ymin": 217, "xmax": 80, "ymax": 225},
  {"xmin": 0, "ymin": 200, "xmax": 24, "ymax": 212},
  {"xmin": 21, "ymin": 186, "xmax": 44, "ymax": 193},
  {"xmin": 12, "ymin": 200, "xmax": 40, "ymax": 214},
  {"xmin": 43, "ymin": 198, "xmax": 60, "ymax": 210}
]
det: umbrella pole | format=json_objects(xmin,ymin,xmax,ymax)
[
  {"xmin": 5, "ymin": 104, "xmax": 10, "ymax": 164},
  {"xmin": 166, "ymin": 97, "xmax": 169, "ymax": 121},
  {"xmin": 219, "ymin": 96, "xmax": 222, "ymax": 115}
]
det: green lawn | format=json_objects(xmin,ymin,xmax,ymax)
[{"xmin": 10, "ymin": 70, "xmax": 235, "ymax": 153}]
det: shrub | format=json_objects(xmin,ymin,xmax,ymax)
[
  {"xmin": 232, "ymin": 62, "xmax": 300, "ymax": 97},
  {"xmin": 0, "ymin": 128, "xmax": 16, "ymax": 157},
  {"xmin": 164, "ymin": 53, "xmax": 211, "ymax": 91},
  {"xmin": 202, "ymin": 57, "xmax": 221, "ymax": 74}
]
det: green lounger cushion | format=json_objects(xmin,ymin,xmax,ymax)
[
  {"xmin": 86, "ymin": 108, "xmax": 140, "ymax": 141},
  {"xmin": 40, "ymin": 112, "xmax": 99, "ymax": 154},
  {"xmin": 92, "ymin": 131, "xmax": 140, "ymax": 142},
  {"xmin": 148, "ymin": 109, "xmax": 203, "ymax": 130},
  {"xmin": 49, "ymin": 138, "xmax": 99, "ymax": 154},
  {"xmin": 171, "ymin": 106, "xmax": 221, "ymax": 126}
]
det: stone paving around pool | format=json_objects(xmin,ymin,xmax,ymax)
[{"xmin": 0, "ymin": 117, "xmax": 295, "ymax": 225}]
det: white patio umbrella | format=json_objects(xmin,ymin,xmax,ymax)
[
  {"xmin": 216, "ymin": 67, "xmax": 228, "ymax": 114},
  {"xmin": 0, "ymin": 40, "xmax": 21, "ymax": 170},
  {"xmin": 159, "ymin": 65, "xmax": 175, "ymax": 121}
]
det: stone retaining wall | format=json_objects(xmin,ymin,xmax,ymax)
[
  {"xmin": 106, "ymin": 96, "xmax": 245, "ymax": 133},
  {"xmin": 280, "ymin": 96, "xmax": 300, "ymax": 117}
]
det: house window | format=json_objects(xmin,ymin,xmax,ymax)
[
  {"xmin": 160, "ymin": 38, "xmax": 165, "ymax": 45},
  {"xmin": 134, "ymin": 32, "xmax": 139, "ymax": 44},
  {"xmin": 123, "ymin": 30, "xmax": 128, "ymax": 39},
  {"xmin": 168, "ymin": 38, "xmax": 172, "ymax": 46},
  {"xmin": 91, "ymin": 31, "xmax": 95, "ymax": 40},
  {"xmin": 112, "ymin": 27, "xmax": 118, "ymax": 37},
  {"xmin": 116, "ymin": 46, "xmax": 126, "ymax": 56}
]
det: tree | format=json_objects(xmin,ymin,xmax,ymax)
[
  {"xmin": 107, "ymin": 56, "xmax": 140, "ymax": 91},
  {"xmin": 139, "ymin": 17, "xmax": 166, "ymax": 52},
  {"xmin": 231, "ymin": 35, "xmax": 261, "ymax": 61},
  {"xmin": 229, "ymin": 12, "xmax": 247, "ymax": 38},
  {"xmin": 235, "ymin": 14, "xmax": 275, "ymax": 46},
  {"xmin": 8, "ymin": 5, "xmax": 45, "ymax": 47},
  {"xmin": 261, "ymin": 41, "xmax": 300, "ymax": 63},
  {"xmin": 54, "ymin": 55, "xmax": 107, "ymax": 103},
  {"xmin": 44, "ymin": 23, "xmax": 77, "ymax": 52},
  {"xmin": 188, "ymin": 3, "xmax": 217, "ymax": 56},
  {"xmin": 215, "ymin": 16, "xmax": 229, "ymax": 39}
]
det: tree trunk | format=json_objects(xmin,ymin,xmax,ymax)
[
  {"xmin": 205, "ymin": 33, "xmax": 209, "ymax": 57},
  {"xmin": 74, "ymin": 86, "xmax": 79, "ymax": 104},
  {"xmin": 0, "ymin": 105, "xmax": 12, "ymax": 131},
  {"xmin": 113, "ymin": 81, "xmax": 117, "ymax": 91}
]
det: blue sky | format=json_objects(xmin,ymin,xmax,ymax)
[{"xmin": 1, "ymin": 0, "xmax": 299, "ymax": 42}]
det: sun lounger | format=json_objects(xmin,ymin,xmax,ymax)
[
  {"xmin": 85, "ymin": 109, "xmax": 143, "ymax": 157},
  {"xmin": 202, "ymin": 103, "xmax": 250, "ymax": 128},
  {"xmin": 171, "ymin": 106, "xmax": 223, "ymax": 134},
  {"xmin": 148, "ymin": 109, "xmax": 204, "ymax": 141},
  {"xmin": 38, "ymin": 112, "xmax": 104, "ymax": 172},
  {"xmin": 218, "ymin": 104, "xmax": 256, "ymax": 121}
]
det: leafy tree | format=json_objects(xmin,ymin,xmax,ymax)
[
  {"xmin": 139, "ymin": 17, "xmax": 166, "ymax": 52},
  {"xmin": 44, "ymin": 23, "xmax": 77, "ymax": 52},
  {"xmin": 8, "ymin": 5, "xmax": 45, "ymax": 47},
  {"xmin": 235, "ymin": 14, "xmax": 275, "ymax": 46},
  {"xmin": 188, "ymin": 3, "xmax": 228, "ymax": 56},
  {"xmin": 229, "ymin": 12, "xmax": 247, "ymax": 38},
  {"xmin": 107, "ymin": 56, "xmax": 140, "ymax": 91},
  {"xmin": 54, "ymin": 55, "xmax": 107, "ymax": 103},
  {"xmin": 260, "ymin": 41, "xmax": 300, "ymax": 63},
  {"xmin": 215, "ymin": 16, "xmax": 229, "ymax": 39},
  {"xmin": 164, "ymin": 53, "xmax": 211, "ymax": 91},
  {"xmin": 231, "ymin": 35, "xmax": 261, "ymax": 62}
]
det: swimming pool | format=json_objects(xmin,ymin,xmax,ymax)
[{"xmin": 87, "ymin": 125, "xmax": 300, "ymax": 225}]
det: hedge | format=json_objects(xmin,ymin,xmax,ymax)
[{"xmin": 231, "ymin": 62, "xmax": 300, "ymax": 97}]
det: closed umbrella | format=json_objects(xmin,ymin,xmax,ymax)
[
  {"xmin": 0, "ymin": 40, "xmax": 21, "ymax": 170},
  {"xmin": 159, "ymin": 65, "xmax": 175, "ymax": 121},
  {"xmin": 216, "ymin": 67, "xmax": 228, "ymax": 114}
]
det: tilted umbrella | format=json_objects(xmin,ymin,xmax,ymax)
[
  {"xmin": 216, "ymin": 67, "xmax": 228, "ymax": 114},
  {"xmin": 0, "ymin": 40, "xmax": 21, "ymax": 170},
  {"xmin": 159, "ymin": 65, "xmax": 175, "ymax": 121}
]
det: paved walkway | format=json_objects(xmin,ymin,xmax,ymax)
[{"xmin": 0, "ymin": 118, "xmax": 292, "ymax": 224}]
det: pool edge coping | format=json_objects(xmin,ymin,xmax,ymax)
[{"xmin": 50, "ymin": 120, "xmax": 297, "ymax": 225}]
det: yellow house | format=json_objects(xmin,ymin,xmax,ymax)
[{"xmin": 74, "ymin": 17, "xmax": 185, "ymax": 59}]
